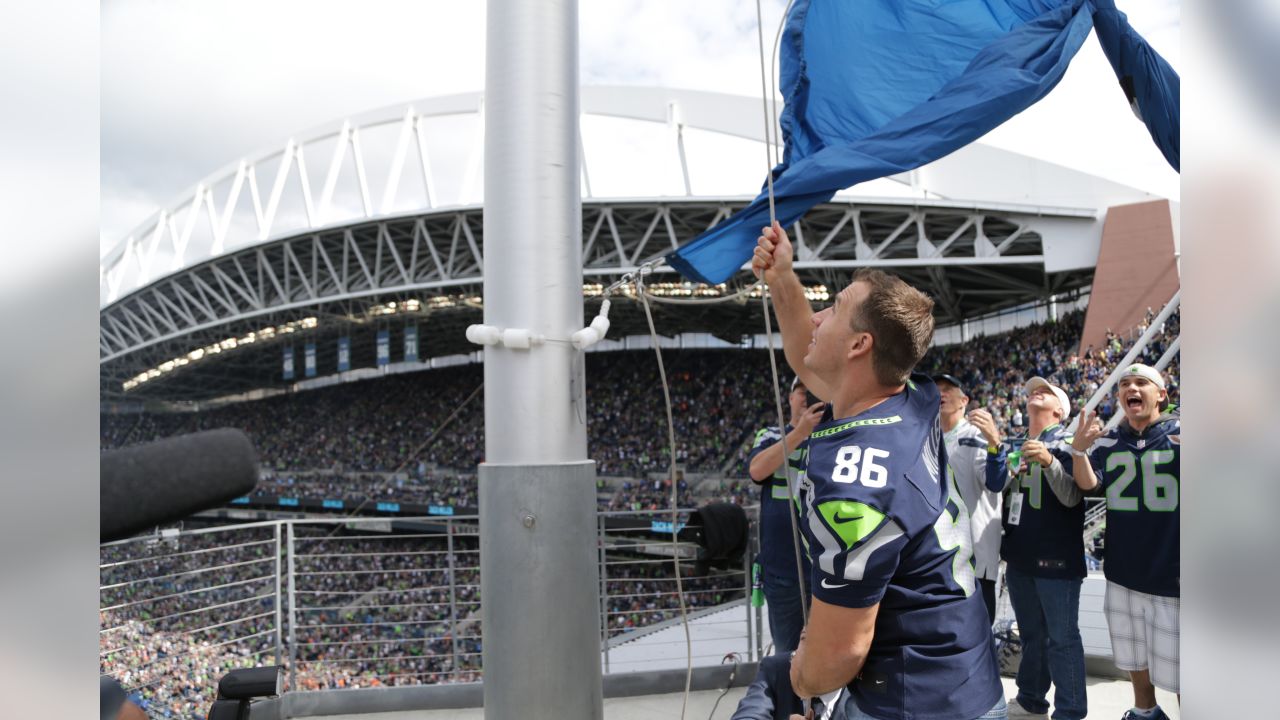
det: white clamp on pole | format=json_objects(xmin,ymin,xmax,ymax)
[
  {"xmin": 465, "ymin": 324, "xmax": 546, "ymax": 350},
  {"xmin": 466, "ymin": 299, "xmax": 610, "ymax": 350},
  {"xmin": 465, "ymin": 324, "xmax": 503, "ymax": 346},
  {"xmin": 501, "ymin": 328, "xmax": 544, "ymax": 349},
  {"xmin": 570, "ymin": 299, "xmax": 611, "ymax": 349}
]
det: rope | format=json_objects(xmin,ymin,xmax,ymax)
[
  {"xmin": 759, "ymin": 292, "xmax": 810, "ymax": 626},
  {"xmin": 755, "ymin": 0, "xmax": 779, "ymax": 222},
  {"xmin": 588, "ymin": 6, "xmax": 806, "ymax": 718},
  {"xmin": 635, "ymin": 281, "xmax": 763, "ymax": 306},
  {"xmin": 635, "ymin": 264, "xmax": 694, "ymax": 720},
  {"xmin": 756, "ymin": 0, "xmax": 810, "ymax": 642}
]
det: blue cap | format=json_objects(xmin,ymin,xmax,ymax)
[{"xmin": 932, "ymin": 373, "xmax": 965, "ymax": 393}]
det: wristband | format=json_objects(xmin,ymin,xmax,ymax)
[
  {"xmin": 1068, "ymin": 446, "xmax": 1089, "ymax": 458},
  {"xmin": 987, "ymin": 444, "xmax": 1000, "ymax": 454}
]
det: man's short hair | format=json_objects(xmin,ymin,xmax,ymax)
[{"xmin": 849, "ymin": 268, "xmax": 935, "ymax": 386}]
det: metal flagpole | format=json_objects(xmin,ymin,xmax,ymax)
[{"xmin": 480, "ymin": 0, "xmax": 603, "ymax": 717}]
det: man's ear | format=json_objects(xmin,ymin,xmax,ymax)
[{"xmin": 848, "ymin": 331, "xmax": 872, "ymax": 361}]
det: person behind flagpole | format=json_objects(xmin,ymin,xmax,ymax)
[{"xmin": 747, "ymin": 376, "xmax": 823, "ymax": 653}]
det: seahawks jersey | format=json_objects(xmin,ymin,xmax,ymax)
[
  {"xmin": 1087, "ymin": 414, "xmax": 1180, "ymax": 597},
  {"xmin": 943, "ymin": 419, "xmax": 1002, "ymax": 581},
  {"xmin": 748, "ymin": 425, "xmax": 811, "ymax": 577},
  {"xmin": 798, "ymin": 374, "xmax": 1001, "ymax": 720},
  {"xmin": 997, "ymin": 424, "xmax": 1086, "ymax": 579}
]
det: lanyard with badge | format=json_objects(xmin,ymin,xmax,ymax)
[{"xmin": 1006, "ymin": 438, "xmax": 1027, "ymax": 525}]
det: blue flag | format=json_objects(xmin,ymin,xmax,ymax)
[
  {"xmin": 666, "ymin": 0, "xmax": 1178, "ymax": 285},
  {"xmin": 1092, "ymin": 0, "xmax": 1180, "ymax": 171}
]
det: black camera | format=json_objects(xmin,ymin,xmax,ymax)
[{"xmin": 206, "ymin": 666, "xmax": 284, "ymax": 720}]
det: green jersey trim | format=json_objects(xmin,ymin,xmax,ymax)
[{"xmin": 810, "ymin": 415, "xmax": 903, "ymax": 439}]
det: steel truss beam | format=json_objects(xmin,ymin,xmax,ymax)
[{"xmin": 100, "ymin": 198, "xmax": 1092, "ymax": 400}]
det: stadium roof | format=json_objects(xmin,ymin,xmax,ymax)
[{"xmin": 99, "ymin": 86, "xmax": 1165, "ymax": 403}]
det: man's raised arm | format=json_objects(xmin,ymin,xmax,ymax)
[
  {"xmin": 752, "ymin": 221, "xmax": 831, "ymax": 399},
  {"xmin": 1070, "ymin": 408, "xmax": 1104, "ymax": 491}
]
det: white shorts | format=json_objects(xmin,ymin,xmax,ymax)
[{"xmin": 1104, "ymin": 580, "xmax": 1180, "ymax": 693}]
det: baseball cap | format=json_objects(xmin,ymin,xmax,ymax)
[
  {"xmin": 932, "ymin": 373, "xmax": 965, "ymax": 394},
  {"xmin": 1024, "ymin": 376, "xmax": 1071, "ymax": 423},
  {"xmin": 1118, "ymin": 363, "xmax": 1166, "ymax": 390}
]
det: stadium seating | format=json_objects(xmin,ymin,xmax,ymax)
[{"xmin": 101, "ymin": 307, "xmax": 1179, "ymax": 510}]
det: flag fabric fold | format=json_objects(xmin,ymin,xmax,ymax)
[
  {"xmin": 666, "ymin": 0, "xmax": 1179, "ymax": 286},
  {"xmin": 1092, "ymin": 0, "xmax": 1180, "ymax": 171}
]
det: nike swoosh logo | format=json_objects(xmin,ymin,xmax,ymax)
[
  {"xmin": 832, "ymin": 513, "xmax": 863, "ymax": 524},
  {"xmin": 821, "ymin": 578, "xmax": 848, "ymax": 589}
]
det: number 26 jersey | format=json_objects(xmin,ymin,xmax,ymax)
[
  {"xmin": 798, "ymin": 373, "xmax": 1000, "ymax": 720},
  {"xmin": 1086, "ymin": 413, "xmax": 1180, "ymax": 597}
]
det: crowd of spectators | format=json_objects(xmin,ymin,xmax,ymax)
[
  {"xmin": 101, "ymin": 522, "xmax": 746, "ymax": 717},
  {"xmin": 608, "ymin": 475, "xmax": 695, "ymax": 512},
  {"xmin": 603, "ymin": 557, "xmax": 746, "ymax": 635},
  {"xmin": 100, "ymin": 527, "xmax": 281, "ymax": 719},
  {"xmin": 917, "ymin": 307, "xmax": 1180, "ymax": 439},
  {"xmin": 101, "ymin": 365, "xmax": 487, "ymax": 473},
  {"xmin": 254, "ymin": 470, "xmax": 477, "ymax": 508},
  {"xmin": 103, "ymin": 306, "xmax": 1180, "ymax": 515}
]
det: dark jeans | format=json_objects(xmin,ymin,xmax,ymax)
[
  {"xmin": 1005, "ymin": 565, "xmax": 1087, "ymax": 720},
  {"xmin": 763, "ymin": 567, "xmax": 809, "ymax": 654}
]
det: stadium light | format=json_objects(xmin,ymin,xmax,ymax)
[{"xmin": 123, "ymin": 317, "xmax": 319, "ymax": 391}]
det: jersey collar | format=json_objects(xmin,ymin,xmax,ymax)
[{"xmin": 1037, "ymin": 422, "xmax": 1062, "ymax": 439}]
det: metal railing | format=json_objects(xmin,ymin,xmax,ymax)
[
  {"xmin": 1083, "ymin": 497, "xmax": 1107, "ymax": 537},
  {"xmin": 100, "ymin": 509, "xmax": 757, "ymax": 718}
]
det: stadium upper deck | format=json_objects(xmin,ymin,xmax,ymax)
[{"xmin": 99, "ymin": 86, "xmax": 1168, "ymax": 403}]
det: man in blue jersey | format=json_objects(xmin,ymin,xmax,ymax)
[
  {"xmin": 753, "ymin": 222, "xmax": 1005, "ymax": 720},
  {"xmin": 975, "ymin": 378, "xmax": 1087, "ymax": 720},
  {"xmin": 748, "ymin": 376, "xmax": 824, "ymax": 653},
  {"xmin": 1071, "ymin": 364, "xmax": 1179, "ymax": 720}
]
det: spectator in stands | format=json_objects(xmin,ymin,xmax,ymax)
[
  {"xmin": 1071, "ymin": 364, "xmax": 1180, "ymax": 720},
  {"xmin": 975, "ymin": 378, "xmax": 1087, "ymax": 720},
  {"xmin": 933, "ymin": 373, "xmax": 1003, "ymax": 622},
  {"xmin": 746, "ymin": 376, "xmax": 822, "ymax": 653}
]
